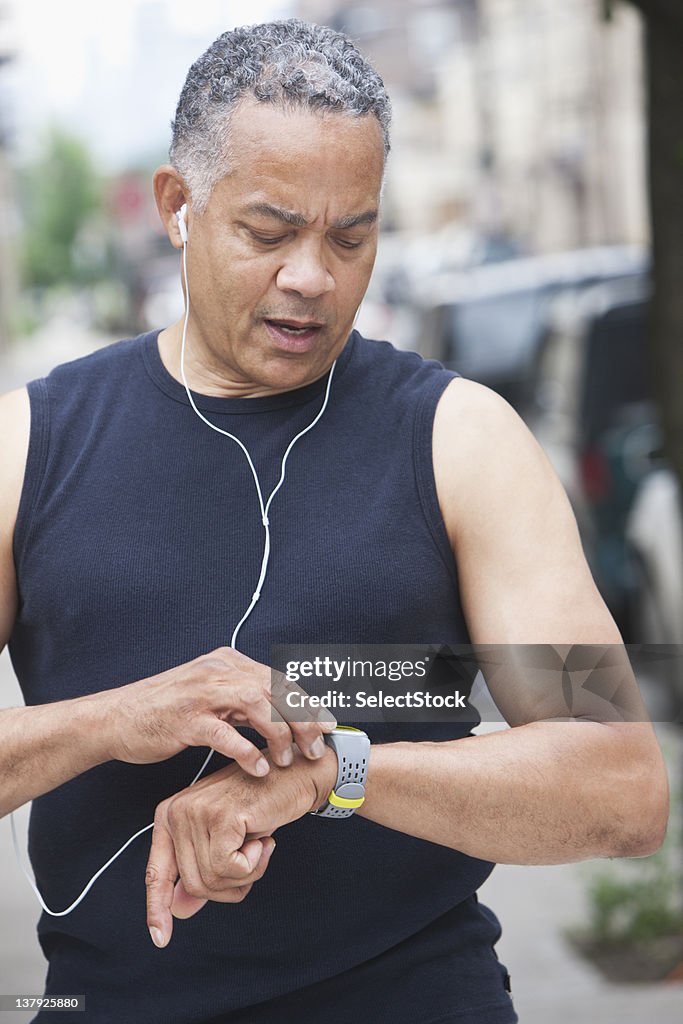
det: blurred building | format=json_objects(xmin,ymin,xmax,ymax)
[{"xmin": 296, "ymin": 0, "xmax": 647, "ymax": 251}]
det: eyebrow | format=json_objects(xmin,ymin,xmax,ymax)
[{"xmin": 244, "ymin": 202, "xmax": 378, "ymax": 230}]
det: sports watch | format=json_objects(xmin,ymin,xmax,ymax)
[{"xmin": 311, "ymin": 726, "xmax": 371, "ymax": 819}]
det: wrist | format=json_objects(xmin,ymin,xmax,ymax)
[
  {"xmin": 308, "ymin": 744, "xmax": 339, "ymax": 812},
  {"xmin": 42, "ymin": 691, "xmax": 114, "ymax": 772},
  {"xmin": 257, "ymin": 743, "xmax": 338, "ymax": 814},
  {"xmin": 81, "ymin": 688, "xmax": 124, "ymax": 765}
]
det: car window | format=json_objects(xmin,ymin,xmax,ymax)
[
  {"xmin": 445, "ymin": 288, "xmax": 546, "ymax": 377},
  {"xmin": 579, "ymin": 300, "xmax": 650, "ymax": 446}
]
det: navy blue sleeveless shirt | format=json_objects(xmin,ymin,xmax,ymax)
[{"xmin": 10, "ymin": 330, "xmax": 516, "ymax": 1024}]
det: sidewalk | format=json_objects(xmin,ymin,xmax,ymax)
[{"xmin": 480, "ymin": 855, "xmax": 683, "ymax": 1022}]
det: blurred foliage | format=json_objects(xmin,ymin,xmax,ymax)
[
  {"xmin": 586, "ymin": 846, "xmax": 683, "ymax": 944},
  {"xmin": 19, "ymin": 127, "xmax": 110, "ymax": 289}
]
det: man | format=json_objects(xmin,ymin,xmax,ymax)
[{"xmin": 0, "ymin": 19, "xmax": 668, "ymax": 1024}]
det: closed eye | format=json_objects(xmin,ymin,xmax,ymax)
[
  {"xmin": 250, "ymin": 232, "xmax": 289, "ymax": 246},
  {"xmin": 333, "ymin": 236, "xmax": 365, "ymax": 250}
]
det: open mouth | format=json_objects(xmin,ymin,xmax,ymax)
[
  {"xmin": 264, "ymin": 318, "xmax": 324, "ymax": 351},
  {"xmin": 265, "ymin": 319, "xmax": 323, "ymax": 335}
]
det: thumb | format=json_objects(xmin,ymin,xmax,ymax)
[{"xmin": 241, "ymin": 837, "xmax": 266, "ymax": 873}]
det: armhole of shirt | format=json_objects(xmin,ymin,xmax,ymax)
[
  {"xmin": 413, "ymin": 371, "xmax": 462, "ymax": 589},
  {"xmin": 13, "ymin": 377, "xmax": 51, "ymax": 575}
]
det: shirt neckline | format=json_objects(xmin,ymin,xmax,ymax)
[{"xmin": 141, "ymin": 328, "xmax": 356, "ymax": 415}]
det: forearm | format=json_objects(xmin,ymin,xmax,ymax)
[
  {"xmin": 0, "ymin": 693, "xmax": 113, "ymax": 817},
  {"xmin": 355, "ymin": 722, "xmax": 669, "ymax": 865}
]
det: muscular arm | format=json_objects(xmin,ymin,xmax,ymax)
[{"xmin": 354, "ymin": 379, "xmax": 669, "ymax": 864}]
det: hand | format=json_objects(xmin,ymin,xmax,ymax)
[
  {"xmin": 105, "ymin": 646, "xmax": 336, "ymax": 777},
  {"xmin": 145, "ymin": 745, "xmax": 338, "ymax": 948}
]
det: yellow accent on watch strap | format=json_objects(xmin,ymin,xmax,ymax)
[{"xmin": 328, "ymin": 789, "xmax": 366, "ymax": 809}]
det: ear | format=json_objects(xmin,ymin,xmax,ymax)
[{"xmin": 153, "ymin": 165, "xmax": 189, "ymax": 250}]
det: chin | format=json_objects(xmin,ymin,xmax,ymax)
[
  {"xmin": 261, "ymin": 361, "xmax": 322, "ymax": 393},
  {"xmin": 258, "ymin": 348, "xmax": 335, "ymax": 390}
]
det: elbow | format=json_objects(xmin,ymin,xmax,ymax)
[
  {"xmin": 613, "ymin": 761, "xmax": 670, "ymax": 859},
  {"xmin": 626, "ymin": 795, "xmax": 669, "ymax": 858}
]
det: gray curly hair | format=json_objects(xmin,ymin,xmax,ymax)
[{"xmin": 169, "ymin": 19, "xmax": 392, "ymax": 212}]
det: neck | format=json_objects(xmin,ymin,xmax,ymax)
[{"xmin": 158, "ymin": 321, "xmax": 331, "ymax": 399}]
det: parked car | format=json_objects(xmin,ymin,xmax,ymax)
[
  {"xmin": 528, "ymin": 273, "xmax": 683, "ymax": 718},
  {"xmin": 529, "ymin": 276, "xmax": 652, "ymax": 624},
  {"xmin": 573, "ymin": 288, "xmax": 656, "ymax": 628},
  {"xmin": 413, "ymin": 245, "xmax": 647, "ymax": 412}
]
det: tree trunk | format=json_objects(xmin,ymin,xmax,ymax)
[{"xmin": 631, "ymin": 0, "xmax": 683, "ymax": 488}]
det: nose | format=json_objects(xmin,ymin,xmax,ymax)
[{"xmin": 276, "ymin": 240, "xmax": 335, "ymax": 299}]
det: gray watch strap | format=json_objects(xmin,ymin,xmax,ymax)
[{"xmin": 311, "ymin": 726, "xmax": 370, "ymax": 819}]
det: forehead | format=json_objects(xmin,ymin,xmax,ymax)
[{"xmin": 211, "ymin": 99, "xmax": 385, "ymax": 220}]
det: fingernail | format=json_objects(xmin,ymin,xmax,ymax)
[
  {"xmin": 321, "ymin": 720, "xmax": 338, "ymax": 733},
  {"xmin": 279, "ymin": 747, "xmax": 293, "ymax": 767},
  {"xmin": 149, "ymin": 927, "xmax": 166, "ymax": 948},
  {"xmin": 311, "ymin": 737, "xmax": 326, "ymax": 759},
  {"xmin": 255, "ymin": 757, "xmax": 269, "ymax": 776}
]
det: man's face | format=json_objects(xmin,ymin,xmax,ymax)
[{"xmin": 183, "ymin": 98, "xmax": 385, "ymax": 393}]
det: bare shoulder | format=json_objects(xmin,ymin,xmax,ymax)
[
  {"xmin": 432, "ymin": 378, "xmax": 618, "ymax": 645},
  {"xmin": 0, "ymin": 388, "xmax": 31, "ymax": 646},
  {"xmin": 434, "ymin": 376, "xmax": 532, "ymax": 444},
  {"xmin": 433, "ymin": 377, "xmax": 567, "ymax": 545}
]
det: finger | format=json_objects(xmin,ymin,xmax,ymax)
[
  {"xmin": 176, "ymin": 839, "xmax": 270, "ymax": 910},
  {"xmin": 194, "ymin": 717, "xmax": 270, "ymax": 777},
  {"xmin": 168, "ymin": 812, "xmax": 210, "ymax": 911},
  {"xmin": 205, "ymin": 835, "xmax": 264, "ymax": 886},
  {"xmin": 195, "ymin": 834, "xmax": 270, "ymax": 897},
  {"xmin": 270, "ymin": 675, "xmax": 337, "ymax": 758},
  {"xmin": 171, "ymin": 878, "xmax": 208, "ymax": 919},
  {"xmin": 205, "ymin": 837, "xmax": 276, "ymax": 904},
  {"xmin": 189, "ymin": 816, "xmax": 259, "ymax": 897},
  {"xmin": 289, "ymin": 719, "xmax": 334, "ymax": 760},
  {"xmin": 236, "ymin": 692, "xmax": 298, "ymax": 768},
  {"xmin": 251, "ymin": 835, "xmax": 276, "ymax": 877},
  {"xmin": 146, "ymin": 819, "xmax": 179, "ymax": 949}
]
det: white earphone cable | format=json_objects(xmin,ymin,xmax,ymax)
[{"xmin": 11, "ymin": 217, "xmax": 338, "ymax": 915}]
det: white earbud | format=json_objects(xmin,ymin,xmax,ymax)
[{"xmin": 176, "ymin": 202, "xmax": 188, "ymax": 244}]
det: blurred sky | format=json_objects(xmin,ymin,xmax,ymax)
[{"xmin": 5, "ymin": 0, "xmax": 292, "ymax": 168}]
